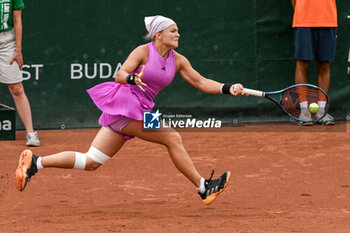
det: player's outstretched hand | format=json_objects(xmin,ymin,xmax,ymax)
[
  {"xmin": 135, "ymin": 65, "xmax": 147, "ymax": 92},
  {"xmin": 230, "ymin": 84, "xmax": 246, "ymax": 96}
]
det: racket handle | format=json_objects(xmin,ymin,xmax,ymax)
[{"xmin": 243, "ymin": 88, "xmax": 265, "ymax": 97}]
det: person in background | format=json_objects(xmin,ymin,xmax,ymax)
[
  {"xmin": 291, "ymin": 0, "xmax": 337, "ymax": 126},
  {"xmin": 0, "ymin": 0, "xmax": 40, "ymax": 145}
]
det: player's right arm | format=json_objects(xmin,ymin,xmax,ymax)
[
  {"xmin": 175, "ymin": 52, "xmax": 244, "ymax": 96},
  {"xmin": 115, "ymin": 45, "xmax": 148, "ymax": 85}
]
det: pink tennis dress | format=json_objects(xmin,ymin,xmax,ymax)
[{"xmin": 87, "ymin": 42, "xmax": 176, "ymax": 137}]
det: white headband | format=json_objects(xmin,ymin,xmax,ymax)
[{"xmin": 144, "ymin": 15, "xmax": 176, "ymax": 39}]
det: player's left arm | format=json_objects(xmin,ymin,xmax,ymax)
[
  {"xmin": 175, "ymin": 52, "xmax": 243, "ymax": 96},
  {"xmin": 10, "ymin": 10, "xmax": 23, "ymax": 70}
]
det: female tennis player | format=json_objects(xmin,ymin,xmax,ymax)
[{"xmin": 14, "ymin": 15, "xmax": 244, "ymax": 205}]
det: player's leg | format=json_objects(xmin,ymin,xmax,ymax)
[
  {"xmin": 8, "ymin": 82, "xmax": 40, "ymax": 146},
  {"xmin": 8, "ymin": 82, "xmax": 33, "ymax": 132},
  {"xmin": 295, "ymin": 60, "xmax": 313, "ymax": 125},
  {"xmin": 317, "ymin": 61, "xmax": 330, "ymax": 93},
  {"xmin": 41, "ymin": 126, "xmax": 126, "ymax": 170},
  {"xmin": 14, "ymin": 126, "xmax": 126, "ymax": 191},
  {"xmin": 122, "ymin": 120, "xmax": 230, "ymax": 205},
  {"xmin": 315, "ymin": 61, "xmax": 334, "ymax": 124},
  {"xmin": 315, "ymin": 27, "xmax": 336, "ymax": 125},
  {"xmin": 295, "ymin": 60, "xmax": 310, "ymax": 84},
  {"xmin": 123, "ymin": 120, "xmax": 201, "ymax": 187},
  {"xmin": 316, "ymin": 27, "xmax": 336, "ymax": 93},
  {"xmin": 293, "ymin": 27, "xmax": 314, "ymax": 125}
]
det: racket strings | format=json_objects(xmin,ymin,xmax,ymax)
[{"xmin": 280, "ymin": 86, "xmax": 327, "ymax": 120}]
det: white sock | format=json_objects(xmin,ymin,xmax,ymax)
[
  {"xmin": 318, "ymin": 101, "xmax": 326, "ymax": 108},
  {"xmin": 318, "ymin": 101, "xmax": 326, "ymax": 112},
  {"xmin": 300, "ymin": 101, "xmax": 308, "ymax": 110},
  {"xmin": 196, "ymin": 177, "xmax": 206, "ymax": 194},
  {"xmin": 36, "ymin": 157, "xmax": 44, "ymax": 170}
]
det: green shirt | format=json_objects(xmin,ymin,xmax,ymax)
[{"xmin": 0, "ymin": 0, "xmax": 24, "ymax": 32}]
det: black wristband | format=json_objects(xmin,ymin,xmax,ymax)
[
  {"xmin": 126, "ymin": 74, "xmax": 136, "ymax": 85},
  {"xmin": 221, "ymin": 83, "xmax": 233, "ymax": 94}
]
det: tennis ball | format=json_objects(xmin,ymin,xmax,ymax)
[{"xmin": 309, "ymin": 103, "xmax": 319, "ymax": 114}]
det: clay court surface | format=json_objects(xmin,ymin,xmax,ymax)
[{"xmin": 1, "ymin": 123, "xmax": 350, "ymax": 232}]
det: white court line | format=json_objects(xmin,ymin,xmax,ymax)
[{"xmin": 348, "ymin": 15, "xmax": 350, "ymax": 19}]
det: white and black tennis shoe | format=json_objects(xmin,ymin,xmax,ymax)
[
  {"xmin": 14, "ymin": 150, "xmax": 38, "ymax": 191},
  {"xmin": 198, "ymin": 170, "xmax": 231, "ymax": 205}
]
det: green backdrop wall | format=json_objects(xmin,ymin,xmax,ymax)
[{"xmin": 0, "ymin": 0, "xmax": 349, "ymax": 129}]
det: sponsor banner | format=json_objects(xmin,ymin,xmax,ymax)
[
  {"xmin": 0, "ymin": 104, "xmax": 16, "ymax": 140},
  {"xmin": 70, "ymin": 63, "xmax": 122, "ymax": 80},
  {"xmin": 21, "ymin": 63, "xmax": 122, "ymax": 80}
]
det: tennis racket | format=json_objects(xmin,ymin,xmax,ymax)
[{"xmin": 243, "ymin": 84, "xmax": 329, "ymax": 123}]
